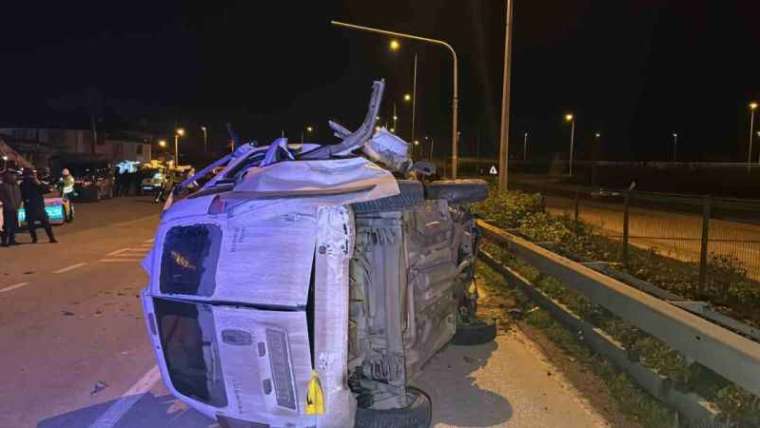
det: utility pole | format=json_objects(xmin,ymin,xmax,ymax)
[
  {"xmin": 497, "ymin": 0, "xmax": 514, "ymax": 192},
  {"xmin": 523, "ymin": 131, "xmax": 528, "ymax": 161}
]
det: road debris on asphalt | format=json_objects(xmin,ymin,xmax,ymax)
[{"xmin": 90, "ymin": 380, "xmax": 109, "ymax": 395}]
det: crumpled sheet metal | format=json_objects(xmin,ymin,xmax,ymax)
[{"xmin": 230, "ymin": 157, "xmax": 399, "ymax": 207}]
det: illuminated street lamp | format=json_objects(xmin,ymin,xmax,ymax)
[
  {"xmin": 404, "ymin": 93, "xmax": 412, "ymax": 102},
  {"xmin": 749, "ymin": 102, "xmax": 758, "ymax": 165},
  {"xmin": 389, "ymin": 39, "xmax": 400, "ymax": 51},
  {"xmin": 158, "ymin": 139, "xmax": 167, "ymax": 148},
  {"xmin": 672, "ymin": 132, "xmax": 678, "ymax": 162},
  {"xmin": 301, "ymin": 125, "xmax": 315, "ymax": 144},
  {"xmin": 565, "ymin": 114, "xmax": 575, "ymax": 176},
  {"xmin": 174, "ymin": 128, "xmax": 185, "ymax": 165},
  {"xmin": 1, "ymin": 155, "xmax": 8, "ymax": 170}
]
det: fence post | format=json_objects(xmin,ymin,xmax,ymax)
[
  {"xmin": 698, "ymin": 195, "xmax": 712, "ymax": 297},
  {"xmin": 622, "ymin": 190, "xmax": 630, "ymax": 268},
  {"xmin": 574, "ymin": 187, "xmax": 580, "ymax": 233}
]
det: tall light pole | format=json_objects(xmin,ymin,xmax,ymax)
[
  {"xmin": 389, "ymin": 40, "xmax": 418, "ymax": 142},
  {"xmin": 425, "ymin": 135, "xmax": 435, "ymax": 161},
  {"xmin": 749, "ymin": 102, "xmax": 758, "ymax": 165},
  {"xmin": 392, "ymin": 103, "xmax": 398, "ymax": 133},
  {"xmin": 331, "ymin": 20, "xmax": 459, "ymax": 177},
  {"xmin": 672, "ymin": 132, "xmax": 678, "ymax": 162},
  {"xmin": 200, "ymin": 126, "xmax": 208, "ymax": 154},
  {"xmin": 411, "ymin": 54, "xmax": 417, "ymax": 142},
  {"xmin": 497, "ymin": 0, "xmax": 514, "ymax": 191},
  {"xmin": 174, "ymin": 128, "xmax": 185, "ymax": 166},
  {"xmin": 523, "ymin": 132, "xmax": 528, "ymax": 161},
  {"xmin": 565, "ymin": 114, "xmax": 575, "ymax": 176}
]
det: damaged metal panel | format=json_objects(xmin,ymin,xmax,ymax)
[
  {"xmin": 312, "ymin": 205, "xmax": 356, "ymax": 428},
  {"xmin": 143, "ymin": 293, "xmax": 316, "ymax": 427}
]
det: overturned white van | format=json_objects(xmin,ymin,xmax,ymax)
[{"xmin": 141, "ymin": 81, "xmax": 492, "ymax": 428}]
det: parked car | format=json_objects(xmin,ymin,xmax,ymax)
[
  {"xmin": 140, "ymin": 168, "xmax": 166, "ymax": 195},
  {"xmin": 140, "ymin": 81, "xmax": 493, "ymax": 428},
  {"xmin": 18, "ymin": 196, "xmax": 67, "ymax": 226},
  {"xmin": 61, "ymin": 162, "xmax": 114, "ymax": 202}
]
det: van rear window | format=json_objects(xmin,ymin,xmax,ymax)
[
  {"xmin": 160, "ymin": 224, "xmax": 221, "ymax": 296},
  {"xmin": 154, "ymin": 298, "xmax": 228, "ymax": 407}
]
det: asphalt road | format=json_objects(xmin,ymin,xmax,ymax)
[{"xmin": 0, "ymin": 196, "xmax": 610, "ymax": 428}]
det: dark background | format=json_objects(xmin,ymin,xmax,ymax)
[{"xmin": 1, "ymin": 0, "xmax": 759, "ymax": 161}]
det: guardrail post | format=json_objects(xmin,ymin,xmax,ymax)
[
  {"xmin": 622, "ymin": 191, "xmax": 631, "ymax": 267},
  {"xmin": 698, "ymin": 195, "xmax": 712, "ymax": 297},
  {"xmin": 573, "ymin": 187, "xmax": 580, "ymax": 233}
]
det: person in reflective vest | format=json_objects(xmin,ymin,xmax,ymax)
[{"xmin": 58, "ymin": 168, "xmax": 75, "ymax": 222}]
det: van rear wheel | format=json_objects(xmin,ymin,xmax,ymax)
[
  {"xmin": 452, "ymin": 318, "xmax": 497, "ymax": 346},
  {"xmin": 354, "ymin": 386, "xmax": 432, "ymax": 428}
]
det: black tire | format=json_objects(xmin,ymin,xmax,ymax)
[
  {"xmin": 352, "ymin": 180, "xmax": 424, "ymax": 214},
  {"xmin": 355, "ymin": 386, "xmax": 432, "ymax": 428},
  {"xmin": 426, "ymin": 179, "xmax": 489, "ymax": 204},
  {"xmin": 451, "ymin": 318, "xmax": 497, "ymax": 346}
]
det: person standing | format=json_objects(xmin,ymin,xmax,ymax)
[
  {"xmin": 59, "ymin": 168, "xmax": 75, "ymax": 222},
  {"xmin": 21, "ymin": 169, "xmax": 57, "ymax": 244},
  {"xmin": 0, "ymin": 171, "xmax": 22, "ymax": 246}
]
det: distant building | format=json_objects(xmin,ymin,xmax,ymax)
[{"xmin": 0, "ymin": 127, "xmax": 152, "ymax": 168}]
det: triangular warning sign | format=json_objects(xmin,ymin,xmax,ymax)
[{"xmin": 489, "ymin": 165, "xmax": 498, "ymax": 175}]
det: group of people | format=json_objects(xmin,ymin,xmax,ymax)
[{"xmin": 0, "ymin": 168, "xmax": 63, "ymax": 247}]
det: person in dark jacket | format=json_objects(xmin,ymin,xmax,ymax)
[
  {"xmin": 0, "ymin": 170, "xmax": 22, "ymax": 246},
  {"xmin": 21, "ymin": 169, "xmax": 57, "ymax": 243}
]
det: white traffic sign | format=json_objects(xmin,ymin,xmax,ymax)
[{"xmin": 489, "ymin": 165, "xmax": 498, "ymax": 175}]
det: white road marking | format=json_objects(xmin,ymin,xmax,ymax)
[
  {"xmin": 89, "ymin": 365, "xmax": 162, "ymax": 428},
  {"xmin": 106, "ymin": 248, "xmax": 131, "ymax": 257},
  {"xmin": 99, "ymin": 258, "xmax": 144, "ymax": 263},
  {"xmin": 0, "ymin": 282, "xmax": 29, "ymax": 294},
  {"xmin": 144, "ymin": 238, "xmax": 155, "ymax": 244},
  {"xmin": 53, "ymin": 263, "xmax": 87, "ymax": 274}
]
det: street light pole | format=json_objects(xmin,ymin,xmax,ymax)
[
  {"xmin": 392, "ymin": 103, "xmax": 398, "ymax": 133},
  {"xmin": 201, "ymin": 126, "xmax": 208, "ymax": 154},
  {"xmin": 411, "ymin": 53, "xmax": 418, "ymax": 143},
  {"xmin": 565, "ymin": 114, "xmax": 575, "ymax": 176},
  {"xmin": 672, "ymin": 132, "xmax": 678, "ymax": 162},
  {"xmin": 497, "ymin": 0, "xmax": 514, "ymax": 191},
  {"xmin": 523, "ymin": 132, "xmax": 528, "ymax": 161},
  {"xmin": 330, "ymin": 20, "xmax": 459, "ymax": 177},
  {"xmin": 749, "ymin": 102, "xmax": 757, "ymax": 165},
  {"xmin": 174, "ymin": 128, "xmax": 185, "ymax": 167}
]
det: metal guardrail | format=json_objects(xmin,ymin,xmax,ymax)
[{"xmin": 478, "ymin": 219, "xmax": 760, "ymax": 398}]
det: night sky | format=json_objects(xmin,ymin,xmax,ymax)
[{"xmin": 2, "ymin": 1, "xmax": 759, "ymax": 162}]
